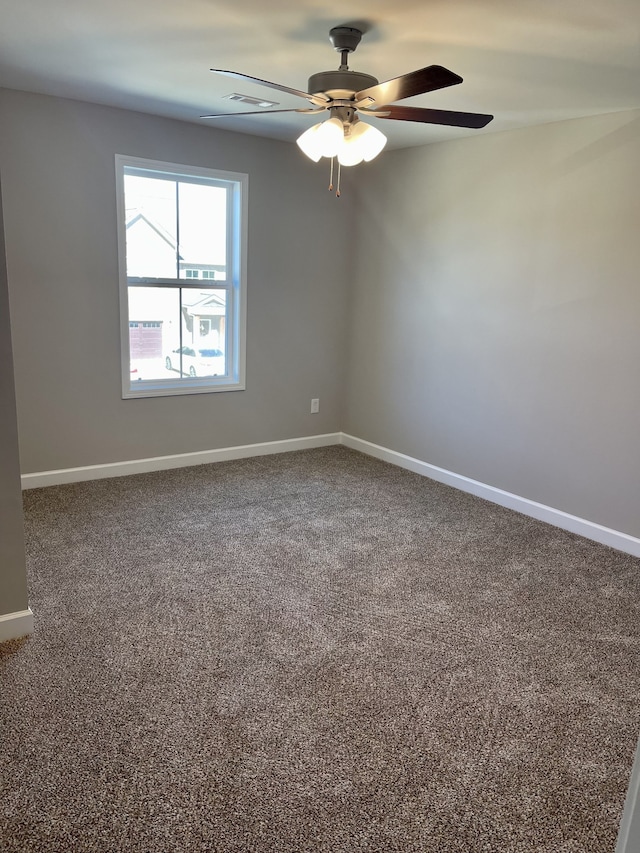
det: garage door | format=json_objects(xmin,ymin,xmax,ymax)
[{"xmin": 129, "ymin": 321, "xmax": 163, "ymax": 358}]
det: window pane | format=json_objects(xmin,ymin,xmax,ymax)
[
  {"xmin": 124, "ymin": 174, "xmax": 177, "ymax": 278},
  {"xmin": 181, "ymin": 289, "xmax": 227, "ymax": 377},
  {"xmin": 178, "ymin": 182, "xmax": 227, "ymax": 280},
  {"xmin": 128, "ymin": 286, "xmax": 180, "ymax": 382},
  {"xmin": 128, "ymin": 286, "xmax": 227, "ymax": 382}
]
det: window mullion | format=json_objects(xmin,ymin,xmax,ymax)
[
  {"xmin": 127, "ymin": 278, "xmax": 230, "ymax": 289},
  {"xmin": 179, "ymin": 286, "xmax": 183, "ymax": 377},
  {"xmin": 175, "ymin": 180, "xmax": 180, "ymax": 281}
]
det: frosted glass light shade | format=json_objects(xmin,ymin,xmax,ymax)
[
  {"xmin": 337, "ymin": 121, "xmax": 387, "ymax": 167},
  {"xmin": 296, "ymin": 118, "xmax": 343, "ymax": 161},
  {"xmin": 360, "ymin": 123, "xmax": 387, "ymax": 161},
  {"xmin": 296, "ymin": 123, "xmax": 323, "ymax": 162},
  {"xmin": 337, "ymin": 121, "xmax": 363, "ymax": 166}
]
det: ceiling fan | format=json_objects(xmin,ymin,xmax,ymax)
[{"xmin": 203, "ymin": 26, "xmax": 493, "ymax": 194}]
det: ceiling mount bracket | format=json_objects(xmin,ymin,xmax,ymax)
[{"xmin": 329, "ymin": 26, "xmax": 363, "ymax": 70}]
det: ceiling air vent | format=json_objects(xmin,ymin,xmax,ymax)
[{"xmin": 223, "ymin": 93, "xmax": 279, "ymax": 108}]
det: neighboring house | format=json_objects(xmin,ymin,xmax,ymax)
[
  {"xmin": 182, "ymin": 291, "xmax": 226, "ymax": 350},
  {"xmin": 125, "ymin": 210, "xmax": 225, "ymax": 358}
]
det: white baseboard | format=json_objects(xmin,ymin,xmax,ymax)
[
  {"xmin": 0, "ymin": 608, "xmax": 34, "ymax": 643},
  {"xmin": 20, "ymin": 431, "xmax": 640, "ymax": 558},
  {"xmin": 21, "ymin": 433, "xmax": 342, "ymax": 489},
  {"xmin": 341, "ymin": 433, "xmax": 640, "ymax": 559}
]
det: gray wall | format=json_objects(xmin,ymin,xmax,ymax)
[
  {"xmin": 0, "ymin": 176, "xmax": 28, "ymax": 618},
  {"xmin": 346, "ymin": 110, "xmax": 640, "ymax": 539},
  {"xmin": 0, "ymin": 89, "xmax": 353, "ymax": 473}
]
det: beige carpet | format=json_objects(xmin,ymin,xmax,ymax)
[{"xmin": 1, "ymin": 446, "xmax": 639, "ymax": 852}]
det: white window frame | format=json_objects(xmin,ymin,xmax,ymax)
[{"xmin": 115, "ymin": 154, "xmax": 248, "ymax": 399}]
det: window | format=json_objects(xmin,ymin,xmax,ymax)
[{"xmin": 116, "ymin": 155, "xmax": 247, "ymax": 398}]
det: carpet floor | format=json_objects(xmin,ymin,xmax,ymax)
[{"xmin": 1, "ymin": 446, "xmax": 639, "ymax": 852}]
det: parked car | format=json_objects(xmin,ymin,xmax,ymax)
[{"xmin": 165, "ymin": 345, "xmax": 225, "ymax": 377}]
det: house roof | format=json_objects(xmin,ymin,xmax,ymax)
[{"xmin": 126, "ymin": 211, "xmax": 183, "ymax": 260}]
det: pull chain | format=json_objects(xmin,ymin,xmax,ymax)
[{"xmin": 327, "ymin": 158, "xmax": 342, "ymax": 197}]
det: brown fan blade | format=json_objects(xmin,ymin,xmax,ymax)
[
  {"xmin": 210, "ymin": 69, "xmax": 329, "ymax": 105},
  {"xmin": 355, "ymin": 65, "xmax": 462, "ymax": 108},
  {"xmin": 366, "ymin": 104, "xmax": 493, "ymax": 128},
  {"xmin": 201, "ymin": 108, "xmax": 323, "ymax": 119}
]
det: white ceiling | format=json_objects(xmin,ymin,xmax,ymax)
[{"xmin": 0, "ymin": 0, "xmax": 639, "ymax": 150}]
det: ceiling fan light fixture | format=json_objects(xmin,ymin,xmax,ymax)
[
  {"xmin": 360, "ymin": 123, "xmax": 388, "ymax": 162},
  {"xmin": 337, "ymin": 134, "xmax": 366, "ymax": 167},
  {"xmin": 296, "ymin": 117, "xmax": 343, "ymax": 161},
  {"xmin": 296, "ymin": 124, "xmax": 323, "ymax": 162},
  {"xmin": 298, "ymin": 117, "xmax": 388, "ymax": 167},
  {"xmin": 338, "ymin": 121, "xmax": 387, "ymax": 166},
  {"xmin": 337, "ymin": 121, "xmax": 387, "ymax": 167}
]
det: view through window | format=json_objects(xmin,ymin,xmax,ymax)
[{"xmin": 116, "ymin": 156, "xmax": 247, "ymax": 398}]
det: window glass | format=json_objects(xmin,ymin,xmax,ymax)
[
  {"xmin": 124, "ymin": 175, "xmax": 178, "ymax": 279},
  {"xmin": 177, "ymin": 182, "xmax": 227, "ymax": 280}
]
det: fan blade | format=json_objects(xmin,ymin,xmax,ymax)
[
  {"xmin": 355, "ymin": 65, "xmax": 462, "ymax": 108},
  {"xmin": 201, "ymin": 108, "xmax": 324, "ymax": 118},
  {"xmin": 210, "ymin": 69, "xmax": 329, "ymax": 105},
  {"xmin": 365, "ymin": 104, "xmax": 493, "ymax": 128}
]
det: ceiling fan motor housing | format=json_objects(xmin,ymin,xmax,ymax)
[{"xmin": 307, "ymin": 70, "xmax": 379, "ymax": 100}]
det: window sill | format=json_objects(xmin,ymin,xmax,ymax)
[{"xmin": 123, "ymin": 377, "xmax": 245, "ymax": 399}]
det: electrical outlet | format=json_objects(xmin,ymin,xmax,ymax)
[{"xmin": 310, "ymin": 398, "xmax": 320, "ymax": 414}]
